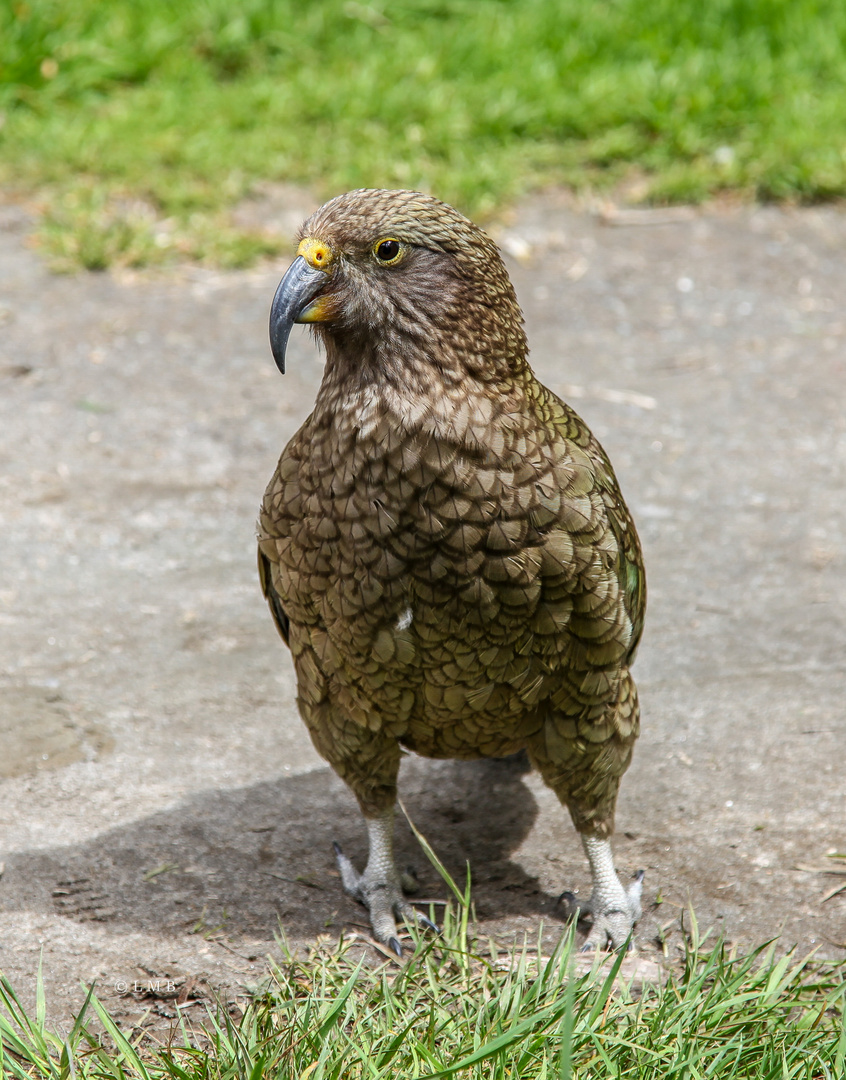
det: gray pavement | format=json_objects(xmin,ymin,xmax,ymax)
[{"xmin": 0, "ymin": 189, "xmax": 844, "ymax": 1024}]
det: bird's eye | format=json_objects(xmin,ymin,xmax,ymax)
[{"xmin": 373, "ymin": 238, "xmax": 402, "ymax": 265}]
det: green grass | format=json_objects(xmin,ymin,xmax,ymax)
[
  {"xmin": 1, "ymin": 840, "xmax": 844, "ymax": 1080},
  {"xmin": 1, "ymin": 911, "xmax": 844, "ymax": 1080},
  {"xmin": 2, "ymin": 834, "xmax": 844, "ymax": 1078},
  {"xmin": 2, "ymin": 0, "xmax": 846, "ymax": 268}
]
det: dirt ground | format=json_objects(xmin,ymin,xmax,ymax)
[{"xmin": 0, "ymin": 188, "xmax": 844, "ymax": 1030}]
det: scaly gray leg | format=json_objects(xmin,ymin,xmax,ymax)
[
  {"xmin": 333, "ymin": 807, "xmax": 439, "ymax": 956},
  {"xmin": 561, "ymin": 835, "xmax": 644, "ymax": 951}
]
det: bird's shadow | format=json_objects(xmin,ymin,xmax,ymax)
[{"xmin": 1, "ymin": 754, "xmax": 570, "ymax": 944}]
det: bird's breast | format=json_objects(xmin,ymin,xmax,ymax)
[{"xmin": 263, "ymin": 392, "xmax": 641, "ymax": 755}]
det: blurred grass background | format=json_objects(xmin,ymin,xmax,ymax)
[{"xmin": 2, "ymin": 0, "xmax": 846, "ymax": 269}]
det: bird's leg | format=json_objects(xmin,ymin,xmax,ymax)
[
  {"xmin": 333, "ymin": 807, "xmax": 438, "ymax": 956},
  {"xmin": 561, "ymin": 835, "xmax": 644, "ymax": 951}
]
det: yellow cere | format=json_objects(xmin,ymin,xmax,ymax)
[{"xmin": 297, "ymin": 237, "xmax": 334, "ymax": 271}]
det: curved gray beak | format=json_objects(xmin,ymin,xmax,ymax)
[{"xmin": 269, "ymin": 256, "xmax": 328, "ymax": 374}]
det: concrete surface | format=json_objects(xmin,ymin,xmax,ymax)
[{"xmin": 0, "ymin": 189, "xmax": 844, "ymax": 1028}]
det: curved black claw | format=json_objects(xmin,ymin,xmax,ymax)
[
  {"xmin": 388, "ymin": 936, "xmax": 403, "ymax": 957},
  {"xmin": 417, "ymin": 915, "xmax": 441, "ymax": 934}
]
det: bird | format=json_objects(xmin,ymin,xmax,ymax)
[{"xmin": 258, "ymin": 188, "xmax": 646, "ymax": 954}]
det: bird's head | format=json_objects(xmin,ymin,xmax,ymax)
[{"xmin": 269, "ymin": 189, "xmax": 527, "ymax": 387}]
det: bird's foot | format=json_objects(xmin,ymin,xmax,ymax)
[
  {"xmin": 333, "ymin": 841, "xmax": 438, "ymax": 956},
  {"xmin": 560, "ymin": 869, "xmax": 644, "ymax": 951}
]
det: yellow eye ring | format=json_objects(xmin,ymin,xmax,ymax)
[{"xmin": 373, "ymin": 237, "xmax": 404, "ymax": 265}]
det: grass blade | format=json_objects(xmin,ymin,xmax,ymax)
[{"xmin": 399, "ymin": 798, "xmax": 466, "ymax": 908}]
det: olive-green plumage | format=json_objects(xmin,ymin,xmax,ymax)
[{"xmin": 259, "ymin": 189, "xmax": 646, "ymax": 950}]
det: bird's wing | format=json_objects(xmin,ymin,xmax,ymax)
[
  {"xmin": 603, "ymin": 490, "xmax": 646, "ymax": 662},
  {"xmin": 544, "ymin": 389, "xmax": 647, "ymax": 665},
  {"xmin": 582, "ymin": 438, "xmax": 646, "ymax": 663},
  {"xmin": 258, "ymin": 545, "xmax": 291, "ymax": 647}
]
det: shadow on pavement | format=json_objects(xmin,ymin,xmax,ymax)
[{"xmin": 1, "ymin": 754, "xmax": 565, "ymax": 942}]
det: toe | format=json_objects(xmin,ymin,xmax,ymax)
[
  {"xmin": 600, "ymin": 909, "xmax": 636, "ymax": 951},
  {"xmin": 365, "ymin": 882, "xmax": 404, "ymax": 943},
  {"xmin": 333, "ymin": 841, "xmax": 365, "ymax": 901},
  {"xmin": 400, "ymin": 866, "xmax": 420, "ymax": 894},
  {"xmin": 626, "ymin": 870, "xmax": 645, "ymax": 921},
  {"xmin": 396, "ymin": 898, "xmax": 440, "ymax": 937},
  {"xmin": 558, "ymin": 890, "xmax": 591, "ymax": 921},
  {"xmin": 576, "ymin": 899, "xmax": 638, "ymax": 951}
]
